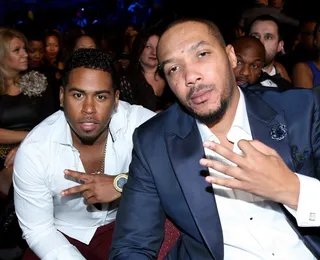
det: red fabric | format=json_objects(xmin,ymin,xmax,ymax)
[
  {"xmin": 23, "ymin": 222, "xmax": 115, "ymax": 260},
  {"xmin": 157, "ymin": 219, "xmax": 180, "ymax": 260}
]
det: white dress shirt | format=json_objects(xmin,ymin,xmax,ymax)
[
  {"xmin": 13, "ymin": 101, "xmax": 155, "ymax": 260},
  {"xmin": 261, "ymin": 66, "xmax": 278, "ymax": 88},
  {"xmin": 197, "ymin": 88, "xmax": 319, "ymax": 259}
]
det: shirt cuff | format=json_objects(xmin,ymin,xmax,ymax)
[{"xmin": 284, "ymin": 173, "xmax": 320, "ymax": 227}]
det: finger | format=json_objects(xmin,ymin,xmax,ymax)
[
  {"xmin": 203, "ymin": 141, "xmax": 243, "ymax": 166},
  {"xmin": 245, "ymin": 140, "xmax": 279, "ymax": 157},
  {"xmin": 200, "ymin": 158, "xmax": 242, "ymax": 179},
  {"xmin": 61, "ymin": 183, "xmax": 91, "ymax": 196},
  {"xmin": 82, "ymin": 190, "xmax": 94, "ymax": 200},
  {"xmin": 64, "ymin": 170, "xmax": 92, "ymax": 183},
  {"xmin": 4, "ymin": 151, "xmax": 14, "ymax": 167},
  {"xmin": 205, "ymin": 176, "xmax": 244, "ymax": 190}
]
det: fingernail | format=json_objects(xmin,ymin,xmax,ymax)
[
  {"xmin": 64, "ymin": 170, "xmax": 69, "ymax": 174},
  {"xmin": 199, "ymin": 158, "xmax": 207, "ymax": 165},
  {"xmin": 205, "ymin": 176, "xmax": 215, "ymax": 183},
  {"xmin": 203, "ymin": 140, "xmax": 214, "ymax": 148},
  {"xmin": 61, "ymin": 191, "xmax": 65, "ymax": 196}
]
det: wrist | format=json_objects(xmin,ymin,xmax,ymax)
[{"xmin": 281, "ymin": 173, "xmax": 300, "ymax": 210}]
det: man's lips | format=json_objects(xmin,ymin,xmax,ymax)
[
  {"xmin": 236, "ymin": 78, "xmax": 248, "ymax": 85},
  {"xmin": 190, "ymin": 89, "xmax": 212, "ymax": 105},
  {"xmin": 78, "ymin": 120, "xmax": 99, "ymax": 131}
]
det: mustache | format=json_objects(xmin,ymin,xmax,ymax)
[{"xmin": 186, "ymin": 84, "xmax": 215, "ymax": 101}]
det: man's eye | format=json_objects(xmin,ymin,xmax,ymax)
[
  {"xmin": 199, "ymin": 51, "xmax": 209, "ymax": 58},
  {"xmin": 73, "ymin": 93, "xmax": 83, "ymax": 99},
  {"xmin": 97, "ymin": 95, "xmax": 106, "ymax": 100},
  {"xmin": 168, "ymin": 66, "xmax": 178, "ymax": 74}
]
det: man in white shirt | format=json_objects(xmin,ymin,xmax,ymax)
[
  {"xmin": 248, "ymin": 14, "xmax": 293, "ymax": 90},
  {"xmin": 13, "ymin": 48, "xmax": 155, "ymax": 260},
  {"xmin": 109, "ymin": 18, "xmax": 320, "ymax": 259}
]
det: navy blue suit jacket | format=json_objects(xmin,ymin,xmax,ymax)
[{"xmin": 109, "ymin": 88, "xmax": 320, "ymax": 259}]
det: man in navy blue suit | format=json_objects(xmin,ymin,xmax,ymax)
[{"xmin": 109, "ymin": 18, "xmax": 320, "ymax": 259}]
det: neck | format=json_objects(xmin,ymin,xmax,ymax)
[
  {"xmin": 4, "ymin": 77, "xmax": 21, "ymax": 95},
  {"xmin": 72, "ymin": 127, "xmax": 109, "ymax": 150},
  {"xmin": 142, "ymin": 64, "xmax": 157, "ymax": 75},
  {"xmin": 207, "ymin": 86, "xmax": 240, "ymax": 137},
  {"xmin": 263, "ymin": 62, "xmax": 274, "ymax": 74},
  {"xmin": 46, "ymin": 56, "xmax": 57, "ymax": 64}
]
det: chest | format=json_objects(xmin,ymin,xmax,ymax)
[
  {"xmin": 80, "ymin": 148, "xmax": 105, "ymax": 174},
  {"xmin": 145, "ymin": 75, "xmax": 166, "ymax": 96}
]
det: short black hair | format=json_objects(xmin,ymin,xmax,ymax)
[
  {"xmin": 62, "ymin": 48, "xmax": 117, "ymax": 91},
  {"xmin": 247, "ymin": 14, "xmax": 283, "ymax": 41},
  {"xmin": 164, "ymin": 17, "xmax": 226, "ymax": 48}
]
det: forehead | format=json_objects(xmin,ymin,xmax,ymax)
[
  {"xmin": 46, "ymin": 36, "xmax": 59, "ymax": 43},
  {"xmin": 29, "ymin": 40, "xmax": 44, "ymax": 47},
  {"xmin": 77, "ymin": 36, "xmax": 94, "ymax": 43},
  {"xmin": 158, "ymin": 21, "xmax": 218, "ymax": 61},
  {"xmin": 69, "ymin": 67, "xmax": 112, "ymax": 84},
  {"xmin": 146, "ymin": 35, "xmax": 159, "ymax": 44},
  {"xmin": 10, "ymin": 37, "xmax": 24, "ymax": 47},
  {"xmin": 236, "ymin": 46, "xmax": 265, "ymax": 62},
  {"xmin": 250, "ymin": 20, "xmax": 278, "ymax": 34}
]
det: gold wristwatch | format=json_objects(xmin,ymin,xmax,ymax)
[{"xmin": 113, "ymin": 173, "xmax": 128, "ymax": 193}]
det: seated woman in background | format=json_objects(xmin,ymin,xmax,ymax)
[
  {"xmin": 118, "ymin": 27, "xmax": 175, "ymax": 112},
  {"xmin": 0, "ymin": 27, "xmax": 56, "ymax": 255},
  {"xmin": 292, "ymin": 23, "xmax": 320, "ymax": 88},
  {"xmin": 26, "ymin": 30, "xmax": 61, "ymax": 110},
  {"xmin": 43, "ymin": 29, "xmax": 64, "ymax": 80},
  {"xmin": 0, "ymin": 28, "xmax": 55, "ymax": 196}
]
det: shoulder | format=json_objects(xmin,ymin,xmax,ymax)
[
  {"xmin": 293, "ymin": 62, "xmax": 312, "ymax": 73},
  {"xmin": 20, "ymin": 110, "xmax": 65, "ymax": 148},
  {"xmin": 117, "ymin": 100, "xmax": 156, "ymax": 125},
  {"xmin": 134, "ymin": 103, "xmax": 182, "ymax": 140},
  {"xmin": 258, "ymin": 88, "xmax": 318, "ymax": 111}
]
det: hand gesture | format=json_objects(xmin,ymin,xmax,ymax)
[
  {"xmin": 61, "ymin": 170, "xmax": 121, "ymax": 204},
  {"xmin": 200, "ymin": 139, "xmax": 300, "ymax": 209}
]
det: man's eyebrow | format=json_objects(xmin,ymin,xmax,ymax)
[
  {"xmin": 160, "ymin": 41, "xmax": 210, "ymax": 69},
  {"xmin": 68, "ymin": 88, "xmax": 112, "ymax": 95},
  {"xmin": 68, "ymin": 87, "xmax": 85, "ymax": 93},
  {"xmin": 189, "ymin": 40, "xmax": 210, "ymax": 51}
]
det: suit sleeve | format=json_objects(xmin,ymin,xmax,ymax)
[
  {"xmin": 109, "ymin": 128, "xmax": 166, "ymax": 259},
  {"xmin": 311, "ymin": 88, "xmax": 320, "ymax": 180},
  {"xmin": 285, "ymin": 89, "xmax": 320, "ymax": 227}
]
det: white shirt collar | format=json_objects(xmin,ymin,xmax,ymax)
[
  {"xmin": 262, "ymin": 65, "xmax": 276, "ymax": 76},
  {"xmin": 197, "ymin": 87, "xmax": 252, "ymax": 145}
]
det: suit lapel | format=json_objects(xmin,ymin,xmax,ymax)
[
  {"xmin": 165, "ymin": 105, "xmax": 223, "ymax": 260},
  {"xmin": 244, "ymin": 89, "xmax": 294, "ymax": 171}
]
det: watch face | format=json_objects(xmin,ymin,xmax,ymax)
[{"xmin": 117, "ymin": 177, "xmax": 127, "ymax": 189}]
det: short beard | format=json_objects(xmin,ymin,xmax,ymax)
[
  {"xmin": 181, "ymin": 62, "xmax": 235, "ymax": 125},
  {"xmin": 72, "ymin": 124, "xmax": 109, "ymax": 145},
  {"xmin": 188, "ymin": 98, "xmax": 229, "ymax": 125}
]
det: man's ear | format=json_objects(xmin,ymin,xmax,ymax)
[
  {"xmin": 226, "ymin": 44, "xmax": 237, "ymax": 69},
  {"xmin": 114, "ymin": 89, "xmax": 120, "ymax": 111},
  {"xmin": 277, "ymin": 40, "xmax": 284, "ymax": 53},
  {"xmin": 59, "ymin": 86, "xmax": 64, "ymax": 108}
]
